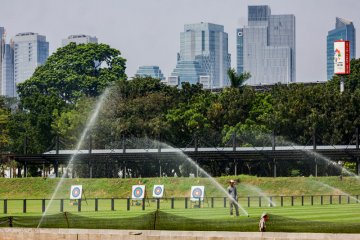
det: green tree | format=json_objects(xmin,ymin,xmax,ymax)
[
  {"xmin": 18, "ymin": 42, "xmax": 126, "ymax": 109},
  {"xmin": 227, "ymin": 68, "xmax": 251, "ymax": 88},
  {"xmin": 0, "ymin": 97, "xmax": 10, "ymax": 153},
  {"xmin": 165, "ymin": 91, "xmax": 215, "ymax": 146},
  {"xmin": 10, "ymin": 43, "xmax": 127, "ymax": 153}
]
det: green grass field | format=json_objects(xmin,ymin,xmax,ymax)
[
  {"xmin": 0, "ymin": 176, "xmax": 359, "ymax": 232},
  {"xmin": 1, "ymin": 204, "xmax": 360, "ymax": 233}
]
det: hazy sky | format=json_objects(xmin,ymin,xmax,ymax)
[{"xmin": 1, "ymin": 0, "xmax": 359, "ymax": 82}]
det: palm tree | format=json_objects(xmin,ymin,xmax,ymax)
[{"xmin": 227, "ymin": 68, "xmax": 251, "ymax": 88}]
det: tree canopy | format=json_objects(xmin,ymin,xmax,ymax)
[
  {"xmin": 11, "ymin": 43, "xmax": 127, "ymax": 152},
  {"xmin": 227, "ymin": 68, "xmax": 251, "ymax": 88}
]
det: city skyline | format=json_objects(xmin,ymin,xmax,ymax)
[{"xmin": 0, "ymin": 0, "xmax": 359, "ymax": 83}]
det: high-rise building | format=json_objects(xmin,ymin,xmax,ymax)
[
  {"xmin": 135, "ymin": 66, "xmax": 165, "ymax": 81},
  {"xmin": 62, "ymin": 34, "xmax": 98, "ymax": 47},
  {"xmin": 0, "ymin": 27, "xmax": 5, "ymax": 95},
  {"xmin": 0, "ymin": 27, "xmax": 15, "ymax": 97},
  {"xmin": 236, "ymin": 28, "xmax": 244, "ymax": 74},
  {"xmin": 12, "ymin": 32, "xmax": 49, "ymax": 93},
  {"xmin": 237, "ymin": 5, "xmax": 296, "ymax": 85},
  {"xmin": 170, "ymin": 22, "xmax": 231, "ymax": 88},
  {"xmin": 2, "ymin": 43, "xmax": 15, "ymax": 97},
  {"xmin": 327, "ymin": 17, "xmax": 356, "ymax": 80}
]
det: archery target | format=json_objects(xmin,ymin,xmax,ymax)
[
  {"xmin": 70, "ymin": 185, "xmax": 82, "ymax": 200},
  {"xmin": 190, "ymin": 186, "xmax": 205, "ymax": 201},
  {"xmin": 152, "ymin": 185, "xmax": 164, "ymax": 198},
  {"xmin": 132, "ymin": 185, "xmax": 145, "ymax": 199}
]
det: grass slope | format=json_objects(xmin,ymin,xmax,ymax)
[{"xmin": 0, "ymin": 175, "xmax": 359, "ymax": 199}]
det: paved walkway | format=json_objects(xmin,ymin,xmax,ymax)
[{"xmin": 1, "ymin": 228, "xmax": 360, "ymax": 240}]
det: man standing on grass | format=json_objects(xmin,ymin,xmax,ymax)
[{"xmin": 227, "ymin": 179, "xmax": 239, "ymax": 216}]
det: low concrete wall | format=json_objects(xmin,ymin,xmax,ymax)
[{"xmin": 0, "ymin": 228, "xmax": 360, "ymax": 240}]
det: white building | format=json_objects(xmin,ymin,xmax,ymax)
[
  {"xmin": 12, "ymin": 32, "xmax": 49, "ymax": 94},
  {"xmin": 62, "ymin": 34, "xmax": 98, "ymax": 46}
]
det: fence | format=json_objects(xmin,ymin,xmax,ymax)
[{"xmin": 0, "ymin": 194, "xmax": 359, "ymax": 214}]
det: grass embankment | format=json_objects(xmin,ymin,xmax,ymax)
[{"xmin": 0, "ymin": 175, "xmax": 359, "ymax": 199}]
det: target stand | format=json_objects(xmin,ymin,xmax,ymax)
[
  {"xmin": 190, "ymin": 186, "xmax": 208, "ymax": 208},
  {"xmin": 131, "ymin": 185, "xmax": 150, "ymax": 207},
  {"xmin": 69, "ymin": 185, "xmax": 88, "ymax": 206},
  {"xmin": 152, "ymin": 185, "xmax": 167, "ymax": 202}
]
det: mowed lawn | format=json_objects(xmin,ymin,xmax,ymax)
[{"xmin": 1, "ymin": 202, "xmax": 360, "ymax": 233}]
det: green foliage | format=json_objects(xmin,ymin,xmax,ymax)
[
  {"xmin": 18, "ymin": 43, "xmax": 126, "ymax": 107},
  {"xmin": 52, "ymin": 97, "xmax": 96, "ymax": 148},
  {"xmin": 96, "ymin": 76, "xmax": 176, "ymax": 139},
  {"xmin": 0, "ymin": 97, "xmax": 10, "ymax": 153},
  {"xmin": 227, "ymin": 68, "xmax": 251, "ymax": 88},
  {"xmin": 8, "ymin": 43, "xmax": 127, "ymax": 153}
]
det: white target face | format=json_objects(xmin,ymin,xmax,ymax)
[
  {"xmin": 132, "ymin": 185, "xmax": 145, "ymax": 199},
  {"xmin": 70, "ymin": 185, "xmax": 82, "ymax": 200},
  {"xmin": 190, "ymin": 186, "xmax": 205, "ymax": 201},
  {"xmin": 152, "ymin": 185, "xmax": 164, "ymax": 198}
]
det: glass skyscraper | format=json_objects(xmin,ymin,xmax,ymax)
[
  {"xmin": 12, "ymin": 32, "xmax": 49, "ymax": 95},
  {"xmin": 236, "ymin": 28, "xmax": 244, "ymax": 74},
  {"xmin": 327, "ymin": 17, "xmax": 356, "ymax": 80},
  {"xmin": 2, "ymin": 43, "xmax": 15, "ymax": 97},
  {"xmin": 135, "ymin": 65, "xmax": 165, "ymax": 81},
  {"xmin": 237, "ymin": 5, "xmax": 296, "ymax": 85},
  {"xmin": 170, "ymin": 22, "xmax": 231, "ymax": 89},
  {"xmin": 0, "ymin": 27, "xmax": 5, "ymax": 95},
  {"xmin": 1, "ymin": 27, "xmax": 15, "ymax": 97}
]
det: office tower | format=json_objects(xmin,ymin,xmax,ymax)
[
  {"xmin": 135, "ymin": 66, "xmax": 166, "ymax": 81},
  {"xmin": 0, "ymin": 27, "xmax": 15, "ymax": 97},
  {"xmin": 236, "ymin": 28, "xmax": 244, "ymax": 74},
  {"xmin": 62, "ymin": 34, "xmax": 98, "ymax": 47},
  {"xmin": 238, "ymin": 5, "xmax": 295, "ymax": 85},
  {"xmin": 170, "ymin": 22, "xmax": 231, "ymax": 89},
  {"xmin": 2, "ymin": 43, "xmax": 14, "ymax": 97},
  {"xmin": 12, "ymin": 32, "xmax": 49, "ymax": 93},
  {"xmin": 327, "ymin": 17, "xmax": 356, "ymax": 80},
  {"xmin": 0, "ymin": 27, "xmax": 5, "ymax": 94}
]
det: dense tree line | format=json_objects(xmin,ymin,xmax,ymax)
[{"xmin": 1, "ymin": 43, "xmax": 360, "ymax": 177}]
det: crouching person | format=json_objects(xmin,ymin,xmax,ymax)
[{"xmin": 259, "ymin": 213, "xmax": 269, "ymax": 232}]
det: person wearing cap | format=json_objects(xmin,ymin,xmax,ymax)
[
  {"xmin": 227, "ymin": 179, "xmax": 239, "ymax": 216},
  {"xmin": 259, "ymin": 213, "xmax": 269, "ymax": 232}
]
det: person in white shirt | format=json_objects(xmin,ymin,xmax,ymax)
[{"xmin": 227, "ymin": 179, "xmax": 239, "ymax": 216}]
